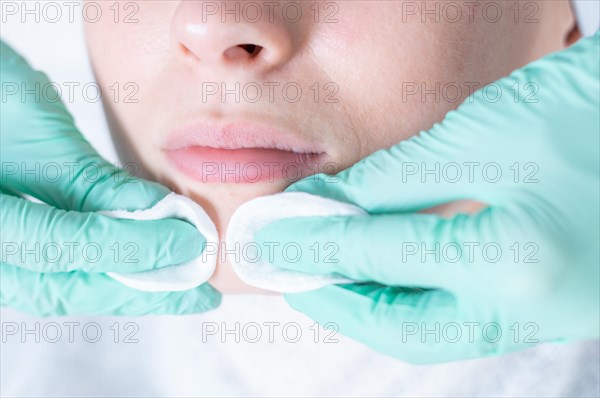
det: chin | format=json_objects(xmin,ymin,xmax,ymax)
[{"xmin": 171, "ymin": 176, "xmax": 290, "ymax": 294}]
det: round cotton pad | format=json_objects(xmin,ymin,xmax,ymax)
[
  {"xmin": 226, "ymin": 192, "xmax": 366, "ymax": 293},
  {"xmin": 101, "ymin": 193, "xmax": 218, "ymax": 292}
]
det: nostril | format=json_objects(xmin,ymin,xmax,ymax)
[
  {"xmin": 179, "ymin": 43, "xmax": 200, "ymax": 61},
  {"xmin": 238, "ymin": 44, "xmax": 262, "ymax": 58},
  {"xmin": 180, "ymin": 43, "xmax": 190, "ymax": 56},
  {"xmin": 223, "ymin": 44, "xmax": 264, "ymax": 62}
]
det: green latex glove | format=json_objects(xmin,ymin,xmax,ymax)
[
  {"xmin": 256, "ymin": 33, "xmax": 600, "ymax": 363},
  {"xmin": 0, "ymin": 40, "xmax": 220, "ymax": 316}
]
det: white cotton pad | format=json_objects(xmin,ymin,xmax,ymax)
[
  {"xmin": 101, "ymin": 193, "xmax": 218, "ymax": 292},
  {"xmin": 226, "ymin": 192, "xmax": 366, "ymax": 293}
]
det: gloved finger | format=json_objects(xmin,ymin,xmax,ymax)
[
  {"xmin": 0, "ymin": 40, "xmax": 170, "ymax": 213},
  {"xmin": 0, "ymin": 263, "xmax": 220, "ymax": 316},
  {"xmin": 255, "ymin": 205, "xmax": 521, "ymax": 290},
  {"xmin": 284, "ymin": 284, "xmax": 522, "ymax": 364},
  {"xmin": 1, "ymin": 194, "xmax": 206, "ymax": 273},
  {"xmin": 0, "ymin": 185, "xmax": 21, "ymax": 198}
]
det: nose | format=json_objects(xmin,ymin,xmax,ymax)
[{"xmin": 171, "ymin": 1, "xmax": 297, "ymax": 72}]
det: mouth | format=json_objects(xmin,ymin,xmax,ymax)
[{"xmin": 162, "ymin": 121, "xmax": 326, "ymax": 184}]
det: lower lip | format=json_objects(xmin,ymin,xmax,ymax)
[{"xmin": 164, "ymin": 146, "xmax": 323, "ymax": 183}]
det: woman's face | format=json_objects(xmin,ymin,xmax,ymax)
[{"xmin": 85, "ymin": 0, "xmax": 574, "ymax": 293}]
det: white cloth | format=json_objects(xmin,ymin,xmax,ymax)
[
  {"xmin": 1, "ymin": 303, "xmax": 599, "ymax": 398},
  {"xmin": 226, "ymin": 192, "xmax": 360, "ymax": 292},
  {"xmin": 103, "ymin": 193, "xmax": 218, "ymax": 292}
]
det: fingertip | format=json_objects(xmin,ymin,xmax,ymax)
[
  {"xmin": 108, "ymin": 281, "xmax": 221, "ymax": 316},
  {"xmin": 286, "ymin": 173, "xmax": 332, "ymax": 194},
  {"xmin": 193, "ymin": 283, "xmax": 222, "ymax": 311},
  {"xmin": 282, "ymin": 291, "xmax": 317, "ymax": 314},
  {"xmin": 102, "ymin": 177, "xmax": 172, "ymax": 212},
  {"xmin": 253, "ymin": 219, "xmax": 282, "ymax": 245},
  {"xmin": 131, "ymin": 180, "xmax": 172, "ymax": 208},
  {"xmin": 253, "ymin": 217, "xmax": 329, "ymax": 273},
  {"xmin": 253, "ymin": 217, "xmax": 310, "ymax": 256},
  {"xmin": 159, "ymin": 218, "xmax": 207, "ymax": 267},
  {"xmin": 283, "ymin": 285, "xmax": 338, "ymax": 312},
  {"xmin": 169, "ymin": 283, "xmax": 221, "ymax": 314}
]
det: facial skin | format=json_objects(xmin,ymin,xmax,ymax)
[{"xmin": 84, "ymin": 0, "xmax": 577, "ymax": 293}]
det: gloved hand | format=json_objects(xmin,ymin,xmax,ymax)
[
  {"xmin": 256, "ymin": 32, "xmax": 600, "ymax": 363},
  {"xmin": 0, "ymin": 40, "xmax": 220, "ymax": 316}
]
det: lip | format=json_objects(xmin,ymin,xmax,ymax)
[{"xmin": 162, "ymin": 121, "xmax": 326, "ymax": 183}]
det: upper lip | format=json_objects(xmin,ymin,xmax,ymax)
[{"xmin": 163, "ymin": 120, "xmax": 325, "ymax": 154}]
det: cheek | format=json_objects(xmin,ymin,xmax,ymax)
[
  {"xmin": 85, "ymin": 14, "xmax": 170, "ymax": 80},
  {"xmin": 307, "ymin": 11, "xmax": 429, "ymax": 158},
  {"xmin": 84, "ymin": 4, "xmax": 176, "ymax": 162},
  {"xmin": 84, "ymin": 0, "xmax": 180, "ymax": 106},
  {"xmin": 315, "ymin": 12, "xmax": 504, "ymax": 158}
]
